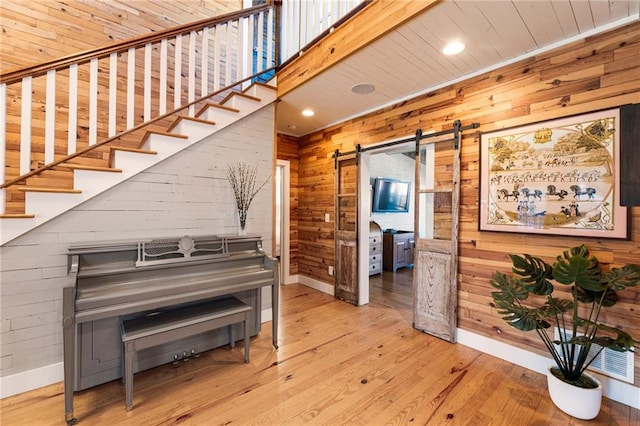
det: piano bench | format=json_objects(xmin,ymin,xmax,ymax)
[{"xmin": 120, "ymin": 297, "xmax": 252, "ymax": 410}]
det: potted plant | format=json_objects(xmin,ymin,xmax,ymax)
[{"xmin": 490, "ymin": 245, "xmax": 640, "ymax": 419}]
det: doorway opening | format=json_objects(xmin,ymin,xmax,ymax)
[{"xmin": 359, "ymin": 143, "xmax": 415, "ymax": 320}]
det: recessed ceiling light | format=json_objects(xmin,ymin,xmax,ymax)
[
  {"xmin": 302, "ymin": 109, "xmax": 315, "ymax": 117},
  {"xmin": 351, "ymin": 83, "xmax": 375, "ymax": 95},
  {"xmin": 442, "ymin": 41, "xmax": 465, "ymax": 56}
]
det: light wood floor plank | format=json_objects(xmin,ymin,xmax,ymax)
[{"xmin": 1, "ymin": 276, "xmax": 637, "ymax": 425}]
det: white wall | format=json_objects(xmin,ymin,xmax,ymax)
[
  {"xmin": 0, "ymin": 106, "xmax": 275, "ymax": 387},
  {"xmin": 369, "ymin": 152, "xmax": 414, "ymax": 232}
]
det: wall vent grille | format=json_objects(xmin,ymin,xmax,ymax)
[{"xmin": 554, "ymin": 328, "xmax": 634, "ymax": 383}]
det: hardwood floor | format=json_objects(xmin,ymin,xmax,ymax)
[
  {"xmin": 2, "ymin": 281, "xmax": 638, "ymax": 425},
  {"xmin": 369, "ymin": 267, "xmax": 413, "ymax": 322}
]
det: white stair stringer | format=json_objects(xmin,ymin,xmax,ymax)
[
  {"xmin": 0, "ymin": 191, "xmax": 88, "ymax": 244},
  {"xmin": 26, "ymin": 191, "xmax": 87, "ymax": 220},
  {"xmin": 0, "ymin": 84, "xmax": 276, "ymax": 246}
]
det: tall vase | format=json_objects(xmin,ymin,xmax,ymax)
[{"xmin": 238, "ymin": 209, "xmax": 247, "ymax": 235}]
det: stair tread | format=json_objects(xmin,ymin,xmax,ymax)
[
  {"xmin": 61, "ymin": 164, "xmax": 123, "ymax": 173},
  {"xmin": 0, "ymin": 213, "xmax": 35, "ymax": 219},
  {"xmin": 145, "ymin": 130, "xmax": 189, "ymax": 138},
  {"xmin": 17, "ymin": 187, "xmax": 81, "ymax": 194},
  {"xmin": 110, "ymin": 146, "xmax": 158, "ymax": 155}
]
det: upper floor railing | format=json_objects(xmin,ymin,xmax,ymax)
[{"xmin": 280, "ymin": 0, "xmax": 368, "ymax": 65}]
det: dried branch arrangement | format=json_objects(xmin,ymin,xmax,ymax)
[{"xmin": 226, "ymin": 161, "xmax": 270, "ymax": 230}]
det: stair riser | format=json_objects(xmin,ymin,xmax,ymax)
[
  {"xmin": 246, "ymin": 84, "xmax": 276, "ymax": 100},
  {"xmin": 25, "ymin": 192, "xmax": 86, "ymax": 220},
  {"xmin": 196, "ymin": 108, "xmax": 238, "ymax": 126},
  {"xmin": 111, "ymin": 151, "xmax": 159, "ymax": 173},
  {"xmin": 73, "ymin": 170, "xmax": 126, "ymax": 197},
  {"xmin": 141, "ymin": 134, "xmax": 188, "ymax": 157},
  {"xmin": 222, "ymin": 95, "xmax": 261, "ymax": 112},
  {"xmin": 171, "ymin": 120, "xmax": 217, "ymax": 140}
]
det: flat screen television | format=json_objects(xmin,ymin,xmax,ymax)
[{"xmin": 372, "ymin": 177, "xmax": 411, "ymax": 213}]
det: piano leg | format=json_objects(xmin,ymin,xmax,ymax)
[
  {"xmin": 124, "ymin": 341, "xmax": 134, "ymax": 410},
  {"xmin": 265, "ymin": 255, "xmax": 280, "ymax": 350},
  {"xmin": 272, "ymin": 278, "xmax": 279, "ymax": 349},
  {"xmin": 244, "ymin": 315, "xmax": 250, "ymax": 362},
  {"xmin": 62, "ymin": 287, "xmax": 78, "ymax": 425}
]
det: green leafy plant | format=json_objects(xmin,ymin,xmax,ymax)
[{"xmin": 491, "ymin": 245, "xmax": 640, "ymax": 386}]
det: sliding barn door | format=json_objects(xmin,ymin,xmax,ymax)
[
  {"xmin": 413, "ymin": 129, "xmax": 460, "ymax": 342},
  {"xmin": 334, "ymin": 155, "xmax": 359, "ymax": 304}
]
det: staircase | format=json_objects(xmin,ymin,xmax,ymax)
[
  {"xmin": 0, "ymin": 5, "xmax": 278, "ymax": 246},
  {"xmin": 0, "ymin": 83, "xmax": 276, "ymax": 245}
]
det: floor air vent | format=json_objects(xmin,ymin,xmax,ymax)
[{"xmin": 554, "ymin": 328, "xmax": 634, "ymax": 383}]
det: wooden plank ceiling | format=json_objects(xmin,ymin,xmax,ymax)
[{"xmin": 277, "ymin": 0, "xmax": 640, "ymax": 137}]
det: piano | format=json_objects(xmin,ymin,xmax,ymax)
[{"xmin": 62, "ymin": 234, "xmax": 278, "ymax": 424}]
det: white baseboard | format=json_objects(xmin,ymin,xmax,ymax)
[
  {"xmin": 261, "ymin": 308, "xmax": 273, "ymax": 323},
  {"xmin": 283, "ymin": 273, "xmax": 297, "ymax": 285},
  {"xmin": 457, "ymin": 328, "xmax": 639, "ymax": 409},
  {"xmin": 283, "ymin": 273, "xmax": 300, "ymax": 285},
  {"xmin": 0, "ymin": 362, "xmax": 63, "ymax": 399},
  {"xmin": 296, "ymin": 275, "xmax": 334, "ymax": 295}
]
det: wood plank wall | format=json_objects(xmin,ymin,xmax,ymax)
[
  {"xmin": 285, "ymin": 21, "xmax": 640, "ymax": 385},
  {"xmin": 0, "ymin": 0, "xmax": 242, "ymax": 71}
]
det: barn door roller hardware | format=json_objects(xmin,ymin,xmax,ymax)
[{"xmin": 333, "ymin": 121, "xmax": 480, "ymax": 161}]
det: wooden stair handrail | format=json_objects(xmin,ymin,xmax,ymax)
[
  {"xmin": 0, "ymin": 4, "xmax": 271, "ymax": 85},
  {"xmin": 0, "ymin": 68, "xmax": 276, "ymax": 190}
]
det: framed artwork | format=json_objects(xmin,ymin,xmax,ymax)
[{"xmin": 479, "ymin": 108, "xmax": 628, "ymax": 239}]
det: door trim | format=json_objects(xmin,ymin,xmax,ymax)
[
  {"xmin": 357, "ymin": 152, "xmax": 371, "ymax": 306},
  {"xmin": 276, "ymin": 159, "xmax": 291, "ymax": 284},
  {"xmin": 334, "ymin": 155, "xmax": 359, "ymax": 304}
]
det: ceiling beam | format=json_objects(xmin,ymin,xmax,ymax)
[{"xmin": 277, "ymin": 0, "xmax": 441, "ymax": 98}]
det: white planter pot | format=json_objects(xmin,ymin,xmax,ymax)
[{"xmin": 546, "ymin": 366, "xmax": 603, "ymax": 420}]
